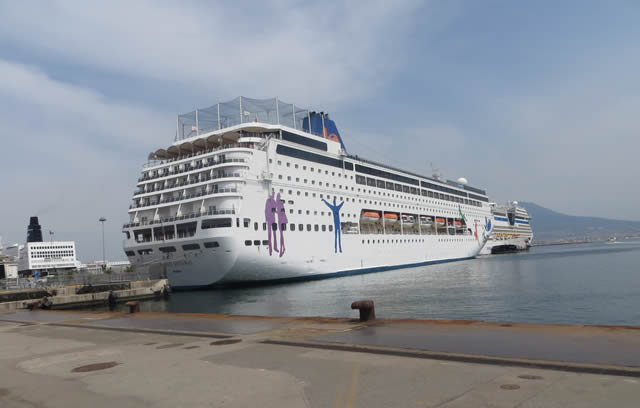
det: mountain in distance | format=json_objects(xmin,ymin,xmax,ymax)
[{"xmin": 519, "ymin": 201, "xmax": 640, "ymax": 243}]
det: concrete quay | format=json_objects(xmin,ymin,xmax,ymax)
[
  {"xmin": 0, "ymin": 310, "xmax": 639, "ymax": 407},
  {"xmin": 0, "ymin": 279, "xmax": 169, "ymax": 311}
]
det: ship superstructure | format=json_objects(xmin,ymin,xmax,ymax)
[
  {"xmin": 480, "ymin": 201, "xmax": 533, "ymax": 255},
  {"xmin": 122, "ymin": 97, "xmax": 493, "ymax": 288}
]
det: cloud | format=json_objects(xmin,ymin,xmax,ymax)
[
  {"xmin": 0, "ymin": 0, "xmax": 423, "ymax": 107},
  {"xmin": 0, "ymin": 59, "xmax": 172, "ymax": 260}
]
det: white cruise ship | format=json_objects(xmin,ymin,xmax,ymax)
[
  {"xmin": 480, "ymin": 201, "xmax": 533, "ymax": 255},
  {"xmin": 122, "ymin": 97, "xmax": 493, "ymax": 288}
]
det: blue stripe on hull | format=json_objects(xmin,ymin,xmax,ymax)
[{"xmin": 171, "ymin": 256, "xmax": 475, "ymax": 290}]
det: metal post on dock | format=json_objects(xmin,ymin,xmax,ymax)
[{"xmin": 99, "ymin": 217, "xmax": 107, "ymax": 271}]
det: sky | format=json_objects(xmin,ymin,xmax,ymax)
[{"xmin": 1, "ymin": 1, "xmax": 639, "ymax": 261}]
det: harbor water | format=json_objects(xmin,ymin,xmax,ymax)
[{"xmin": 97, "ymin": 241, "xmax": 640, "ymax": 326}]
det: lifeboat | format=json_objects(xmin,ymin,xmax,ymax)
[
  {"xmin": 454, "ymin": 220, "xmax": 463, "ymax": 226},
  {"xmin": 401, "ymin": 215, "xmax": 415, "ymax": 226},
  {"xmin": 435, "ymin": 217, "xmax": 445, "ymax": 226},
  {"xmin": 420, "ymin": 216, "xmax": 433, "ymax": 225},
  {"xmin": 360, "ymin": 211, "xmax": 381, "ymax": 223},
  {"xmin": 383, "ymin": 213, "xmax": 398, "ymax": 224}
]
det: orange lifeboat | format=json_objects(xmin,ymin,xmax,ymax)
[
  {"xmin": 384, "ymin": 213, "xmax": 399, "ymax": 224},
  {"xmin": 454, "ymin": 220, "xmax": 463, "ymax": 226},
  {"xmin": 435, "ymin": 217, "xmax": 445, "ymax": 226},
  {"xmin": 361, "ymin": 211, "xmax": 381, "ymax": 223}
]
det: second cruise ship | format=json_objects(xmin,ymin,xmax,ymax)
[
  {"xmin": 122, "ymin": 97, "xmax": 494, "ymax": 288},
  {"xmin": 480, "ymin": 201, "xmax": 533, "ymax": 255}
]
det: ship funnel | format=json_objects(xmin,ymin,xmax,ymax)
[{"xmin": 27, "ymin": 216, "xmax": 43, "ymax": 243}]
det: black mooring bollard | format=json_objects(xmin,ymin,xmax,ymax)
[
  {"xmin": 351, "ymin": 300, "xmax": 376, "ymax": 322},
  {"xmin": 125, "ymin": 301, "xmax": 140, "ymax": 314}
]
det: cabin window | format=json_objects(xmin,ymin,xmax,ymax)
[
  {"xmin": 182, "ymin": 243, "xmax": 200, "ymax": 251},
  {"xmin": 159, "ymin": 246, "xmax": 176, "ymax": 253},
  {"xmin": 243, "ymin": 218, "xmax": 250, "ymax": 228},
  {"xmin": 202, "ymin": 218, "xmax": 231, "ymax": 229},
  {"xmin": 253, "ymin": 240, "xmax": 260, "ymax": 246},
  {"xmin": 244, "ymin": 240, "xmax": 252, "ymax": 246},
  {"xmin": 262, "ymin": 240, "xmax": 269, "ymax": 245},
  {"xmin": 204, "ymin": 241, "xmax": 219, "ymax": 248},
  {"xmin": 125, "ymin": 250, "xmax": 135, "ymax": 257}
]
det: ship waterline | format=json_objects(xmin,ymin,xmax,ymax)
[{"xmin": 123, "ymin": 97, "xmax": 493, "ymax": 288}]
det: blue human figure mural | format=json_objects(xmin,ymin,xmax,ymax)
[{"xmin": 322, "ymin": 198, "xmax": 344, "ymax": 253}]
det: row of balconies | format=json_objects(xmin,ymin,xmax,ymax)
[
  {"xmin": 123, "ymin": 208, "xmax": 236, "ymax": 229},
  {"xmin": 134, "ymin": 172, "xmax": 242, "ymax": 196},
  {"xmin": 142, "ymin": 143, "xmax": 251, "ymax": 170},
  {"xmin": 138, "ymin": 157, "xmax": 248, "ymax": 183},
  {"xmin": 129, "ymin": 187, "xmax": 240, "ymax": 210}
]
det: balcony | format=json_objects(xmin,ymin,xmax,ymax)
[
  {"xmin": 129, "ymin": 188, "xmax": 239, "ymax": 210},
  {"xmin": 134, "ymin": 172, "xmax": 242, "ymax": 196},
  {"xmin": 123, "ymin": 208, "xmax": 236, "ymax": 229},
  {"xmin": 139, "ymin": 147, "xmax": 249, "ymax": 182}
]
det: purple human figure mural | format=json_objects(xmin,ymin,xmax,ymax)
[
  {"xmin": 274, "ymin": 193, "xmax": 288, "ymax": 257},
  {"xmin": 264, "ymin": 192, "xmax": 278, "ymax": 256},
  {"xmin": 322, "ymin": 198, "xmax": 344, "ymax": 253}
]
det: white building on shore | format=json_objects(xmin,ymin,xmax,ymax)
[{"xmin": 18, "ymin": 241, "xmax": 81, "ymax": 275}]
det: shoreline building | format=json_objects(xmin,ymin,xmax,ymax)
[{"xmin": 17, "ymin": 217, "xmax": 80, "ymax": 276}]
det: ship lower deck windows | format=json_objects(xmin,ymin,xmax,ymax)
[
  {"xmin": 253, "ymin": 240, "xmax": 260, "ymax": 246},
  {"xmin": 125, "ymin": 250, "xmax": 135, "ymax": 257},
  {"xmin": 254, "ymin": 222, "xmax": 258, "ymax": 231},
  {"xmin": 262, "ymin": 240, "xmax": 268, "ymax": 246},
  {"xmin": 204, "ymin": 241, "xmax": 219, "ymax": 248},
  {"xmin": 182, "ymin": 243, "xmax": 200, "ymax": 251},
  {"xmin": 138, "ymin": 249, "xmax": 152, "ymax": 255},
  {"xmin": 159, "ymin": 246, "xmax": 176, "ymax": 253},
  {"xmin": 244, "ymin": 240, "xmax": 252, "ymax": 246}
]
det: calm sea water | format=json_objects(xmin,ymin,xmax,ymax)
[{"xmin": 98, "ymin": 241, "xmax": 640, "ymax": 325}]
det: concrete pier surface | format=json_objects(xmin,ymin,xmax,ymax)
[{"xmin": 1, "ymin": 310, "xmax": 639, "ymax": 407}]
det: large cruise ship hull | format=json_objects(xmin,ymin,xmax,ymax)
[{"xmin": 132, "ymin": 233, "xmax": 485, "ymax": 289}]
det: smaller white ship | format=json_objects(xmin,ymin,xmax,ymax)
[
  {"xmin": 607, "ymin": 236, "xmax": 617, "ymax": 243},
  {"xmin": 480, "ymin": 201, "xmax": 533, "ymax": 255}
]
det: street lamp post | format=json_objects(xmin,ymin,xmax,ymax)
[{"xmin": 99, "ymin": 217, "xmax": 107, "ymax": 271}]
